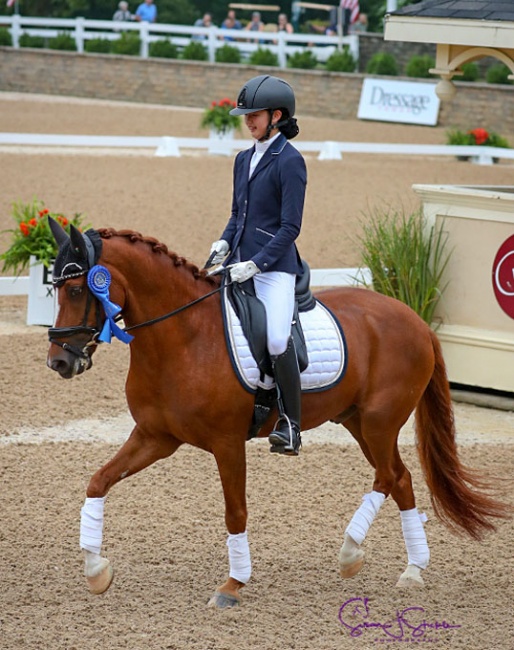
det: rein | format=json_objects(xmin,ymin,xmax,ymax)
[{"xmin": 123, "ymin": 284, "xmax": 227, "ymax": 333}]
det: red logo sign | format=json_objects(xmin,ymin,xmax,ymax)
[{"xmin": 492, "ymin": 235, "xmax": 514, "ymax": 320}]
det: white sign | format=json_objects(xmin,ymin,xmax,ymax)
[{"xmin": 358, "ymin": 78, "xmax": 440, "ymax": 126}]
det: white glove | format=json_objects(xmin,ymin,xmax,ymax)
[
  {"xmin": 209, "ymin": 239, "xmax": 230, "ymax": 265},
  {"xmin": 230, "ymin": 261, "xmax": 260, "ymax": 283}
]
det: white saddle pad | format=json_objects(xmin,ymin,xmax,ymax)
[{"xmin": 223, "ymin": 294, "xmax": 347, "ymax": 393}]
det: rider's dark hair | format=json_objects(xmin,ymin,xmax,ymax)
[{"xmin": 276, "ymin": 107, "xmax": 299, "ymax": 140}]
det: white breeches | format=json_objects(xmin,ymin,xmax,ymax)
[
  {"xmin": 253, "ymin": 271, "xmax": 295, "ymax": 356},
  {"xmin": 227, "ymin": 531, "xmax": 252, "ymax": 584},
  {"xmin": 345, "ymin": 491, "xmax": 386, "ymax": 545}
]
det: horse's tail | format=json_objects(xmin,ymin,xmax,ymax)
[{"xmin": 415, "ymin": 329, "xmax": 511, "ymax": 540}]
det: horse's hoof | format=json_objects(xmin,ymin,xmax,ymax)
[
  {"xmin": 396, "ymin": 565, "xmax": 424, "ymax": 589},
  {"xmin": 86, "ymin": 561, "xmax": 114, "ymax": 595},
  {"xmin": 339, "ymin": 555, "xmax": 364, "ymax": 579},
  {"xmin": 339, "ymin": 546, "xmax": 365, "ymax": 579},
  {"xmin": 207, "ymin": 590, "xmax": 241, "ymax": 609}
]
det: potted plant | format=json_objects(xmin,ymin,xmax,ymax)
[
  {"xmin": 0, "ymin": 199, "xmax": 89, "ymax": 325},
  {"xmin": 201, "ymin": 97, "xmax": 241, "ymax": 136},
  {"xmin": 446, "ymin": 127, "xmax": 510, "ymax": 161}
]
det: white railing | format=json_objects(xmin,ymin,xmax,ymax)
[
  {"xmin": 1, "ymin": 132, "xmax": 512, "ymax": 165},
  {"xmin": 0, "ymin": 268, "xmax": 372, "ymax": 297},
  {"xmin": 0, "ymin": 14, "xmax": 359, "ymax": 67}
]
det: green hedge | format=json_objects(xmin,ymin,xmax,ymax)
[
  {"xmin": 149, "ymin": 39, "xmax": 178, "ymax": 59},
  {"xmin": 366, "ymin": 52, "xmax": 398, "ymax": 76}
]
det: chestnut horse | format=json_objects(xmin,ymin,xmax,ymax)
[{"xmin": 47, "ymin": 222, "xmax": 508, "ymax": 607}]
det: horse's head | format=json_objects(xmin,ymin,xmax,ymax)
[{"xmin": 47, "ymin": 218, "xmax": 104, "ymax": 379}]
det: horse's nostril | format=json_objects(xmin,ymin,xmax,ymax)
[{"xmin": 50, "ymin": 359, "xmax": 69, "ymax": 374}]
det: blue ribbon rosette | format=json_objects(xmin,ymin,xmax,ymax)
[{"xmin": 87, "ymin": 265, "xmax": 134, "ymax": 344}]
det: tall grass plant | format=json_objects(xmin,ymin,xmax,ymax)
[{"xmin": 357, "ymin": 206, "xmax": 452, "ymax": 325}]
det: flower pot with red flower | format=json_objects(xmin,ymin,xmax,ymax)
[
  {"xmin": 200, "ymin": 98, "xmax": 241, "ymax": 155},
  {"xmin": 0, "ymin": 200, "xmax": 89, "ymax": 325},
  {"xmin": 446, "ymin": 128, "xmax": 510, "ymax": 163}
]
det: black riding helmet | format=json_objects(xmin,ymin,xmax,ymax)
[{"xmin": 230, "ymin": 75, "xmax": 299, "ymax": 140}]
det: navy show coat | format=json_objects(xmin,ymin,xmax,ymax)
[{"xmin": 220, "ymin": 133, "xmax": 307, "ymax": 275}]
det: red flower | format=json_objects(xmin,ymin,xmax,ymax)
[
  {"xmin": 57, "ymin": 216, "xmax": 69, "ymax": 226},
  {"xmin": 28, "ymin": 218, "xmax": 37, "ymax": 227},
  {"xmin": 469, "ymin": 128, "xmax": 489, "ymax": 145},
  {"xmin": 38, "ymin": 208, "xmax": 49, "ymax": 217},
  {"xmin": 20, "ymin": 222, "xmax": 30, "ymax": 236}
]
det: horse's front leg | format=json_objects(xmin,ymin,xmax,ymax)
[
  {"xmin": 80, "ymin": 425, "xmax": 181, "ymax": 594},
  {"xmin": 208, "ymin": 438, "xmax": 250, "ymax": 609}
]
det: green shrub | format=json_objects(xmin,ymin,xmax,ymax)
[
  {"xmin": 445, "ymin": 129, "xmax": 474, "ymax": 146},
  {"xmin": 248, "ymin": 48, "xmax": 279, "ymax": 67},
  {"xmin": 405, "ymin": 54, "xmax": 435, "ymax": 78},
  {"xmin": 287, "ymin": 49, "xmax": 318, "ymax": 70},
  {"xmin": 19, "ymin": 33, "xmax": 46, "ymax": 48},
  {"xmin": 149, "ymin": 39, "xmax": 178, "ymax": 59},
  {"xmin": 48, "ymin": 32, "xmax": 76, "ymax": 51},
  {"xmin": 111, "ymin": 31, "xmax": 141, "ymax": 56},
  {"xmin": 357, "ymin": 206, "xmax": 452, "ymax": 325},
  {"xmin": 486, "ymin": 63, "xmax": 513, "ymax": 85},
  {"xmin": 366, "ymin": 52, "xmax": 398, "ymax": 76},
  {"xmin": 459, "ymin": 62, "xmax": 479, "ymax": 82},
  {"xmin": 215, "ymin": 44, "xmax": 241, "ymax": 64},
  {"xmin": 84, "ymin": 38, "xmax": 111, "ymax": 54},
  {"xmin": 181, "ymin": 40, "xmax": 208, "ymax": 61},
  {"xmin": 325, "ymin": 47, "xmax": 356, "ymax": 73},
  {"xmin": 487, "ymin": 132, "xmax": 510, "ymax": 148},
  {"xmin": 0, "ymin": 27, "xmax": 12, "ymax": 46}
]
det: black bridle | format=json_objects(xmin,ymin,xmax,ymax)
[{"xmin": 48, "ymin": 266, "xmax": 228, "ymax": 359}]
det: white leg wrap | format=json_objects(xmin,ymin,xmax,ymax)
[
  {"xmin": 400, "ymin": 507, "xmax": 430, "ymax": 569},
  {"xmin": 227, "ymin": 531, "xmax": 251, "ymax": 584},
  {"xmin": 345, "ymin": 491, "xmax": 386, "ymax": 545},
  {"xmin": 80, "ymin": 497, "xmax": 105, "ymax": 554}
]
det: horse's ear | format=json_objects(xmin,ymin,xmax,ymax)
[
  {"xmin": 70, "ymin": 224, "xmax": 88, "ymax": 261},
  {"xmin": 48, "ymin": 216, "xmax": 69, "ymax": 249}
]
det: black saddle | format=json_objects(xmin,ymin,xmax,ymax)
[{"xmin": 226, "ymin": 260, "xmax": 316, "ymax": 379}]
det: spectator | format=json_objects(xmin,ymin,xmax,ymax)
[
  {"xmin": 350, "ymin": 13, "xmax": 368, "ymax": 33},
  {"xmin": 134, "ymin": 0, "xmax": 156, "ymax": 23},
  {"xmin": 220, "ymin": 16, "xmax": 237, "ymax": 41},
  {"xmin": 222, "ymin": 9, "xmax": 242, "ymax": 30},
  {"xmin": 113, "ymin": 1, "xmax": 133, "ymax": 22},
  {"xmin": 193, "ymin": 12, "xmax": 215, "ymax": 40},
  {"xmin": 277, "ymin": 13, "xmax": 293, "ymax": 34},
  {"xmin": 245, "ymin": 11, "xmax": 264, "ymax": 34}
]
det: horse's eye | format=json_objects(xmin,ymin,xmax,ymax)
[{"xmin": 68, "ymin": 285, "xmax": 83, "ymax": 298}]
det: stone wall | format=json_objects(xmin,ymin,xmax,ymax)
[{"xmin": 1, "ymin": 47, "xmax": 513, "ymax": 136}]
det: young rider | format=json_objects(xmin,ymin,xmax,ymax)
[{"xmin": 209, "ymin": 75, "xmax": 307, "ymax": 456}]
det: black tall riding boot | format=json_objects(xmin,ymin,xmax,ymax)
[{"xmin": 268, "ymin": 337, "xmax": 302, "ymax": 456}]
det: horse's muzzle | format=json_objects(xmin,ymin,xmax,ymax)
[{"xmin": 47, "ymin": 345, "xmax": 95, "ymax": 379}]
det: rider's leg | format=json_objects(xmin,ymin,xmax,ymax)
[{"xmin": 254, "ymin": 272, "xmax": 301, "ymax": 456}]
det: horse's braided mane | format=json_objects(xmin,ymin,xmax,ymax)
[{"xmin": 97, "ymin": 228, "xmax": 219, "ymax": 286}]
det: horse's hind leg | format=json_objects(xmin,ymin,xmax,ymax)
[
  {"xmin": 338, "ymin": 414, "xmax": 381, "ymax": 579},
  {"xmin": 390, "ymin": 449, "xmax": 430, "ymax": 588},
  {"xmin": 80, "ymin": 425, "xmax": 181, "ymax": 594}
]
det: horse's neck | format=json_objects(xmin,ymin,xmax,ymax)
[{"xmin": 106, "ymin": 238, "xmax": 210, "ymax": 336}]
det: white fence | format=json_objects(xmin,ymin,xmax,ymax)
[
  {"xmin": 0, "ymin": 267, "xmax": 372, "ymax": 298},
  {"xmin": 1, "ymin": 132, "xmax": 512, "ymax": 165},
  {"xmin": 0, "ymin": 14, "xmax": 359, "ymax": 68}
]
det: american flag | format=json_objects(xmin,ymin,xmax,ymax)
[
  {"xmin": 6, "ymin": 0, "xmax": 16, "ymax": 6},
  {"xmin": 340, "ymin": 0, "xmax": 360, "ymax": 24}
]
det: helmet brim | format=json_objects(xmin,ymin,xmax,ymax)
[{"xmin": 229, "ymin": 106, "xmax": 269, "ymax": 116}]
